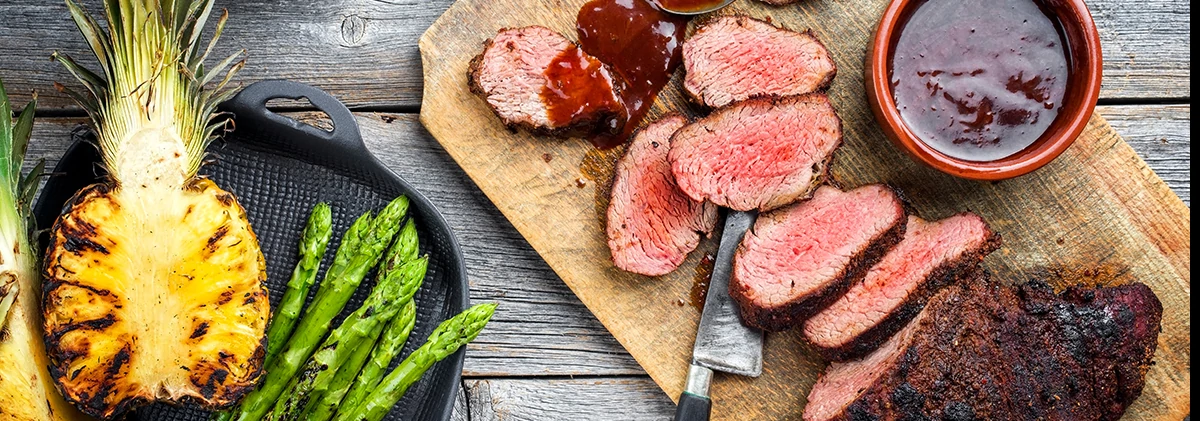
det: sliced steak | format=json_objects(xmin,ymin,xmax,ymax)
[
  {"xmin": 468, "ymin": 26, "xmax": 626, "ymax": 137},
  {"xmin": 804, "ymin": 279, "xmax": 1163, "ymax": 421},
  {"xmin": 683, "ymin": 16, "xmax": 836, "ymax": 108},
  {"xmin": 730, "ymin": 185, "xmax": 906, "ymax": 331},
  {"xmin": 607, "ymin": 115, "xmax": 719, "ymax": 276},
  {"xmin": 669, "ymin": 93, "xmax": 842, "ymax": 212},
  {"xmin": 803, "ymin": 213, "xmax": 1001, "ymax": 361}
]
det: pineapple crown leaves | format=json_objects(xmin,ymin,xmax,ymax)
[
  {"xmin": 54, "ymin": 0, "xmax": 246, "ymax": 180},
  {"xmin": 0, "ymin": 77, "xmax": 43, "ymax": 232}
]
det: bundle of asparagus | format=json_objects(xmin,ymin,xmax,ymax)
[{"xmin": 216, "ymin": 199, "xmax": 495, "ymax": 421}]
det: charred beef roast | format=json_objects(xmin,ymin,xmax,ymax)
[
  {"xmin": 804, "ymin": 279, "xmax": 1163, "ymax": 421},
  {"xmin": 803, "ymin": 213, "xmax": 1001, "ymax": 361},
  {"xmin": 683, "ymin": 15, "xmax": 837, "ymax": 108},
  {"xmin": 730, "ymin": 185, "xmax": 906, "ymax": 331},
  {"xmin": 607, "ymin": 115, "xmax": 718, "ymax": 276}
]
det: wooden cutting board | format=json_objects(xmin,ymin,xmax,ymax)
[{"xmin": 417, "ymin": 0, "xmax": 1190, "ymax": 419}]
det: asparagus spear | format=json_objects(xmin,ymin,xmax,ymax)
[
  {"xmin": 334, "ymin": 303, "xmax": 497, "ymax": 421},
  {"xmin": 306, "ymin": 222, "xmax": 420, "ymax": 420},
  {"xmin": 308, "ymin": 301, "xmax": 417, "ymax": 421},
  {"xmin": 337, "ymin": 299, "xmax": 417, "ymax": 414},
  {"xmin": 263, "ymin": 376, "xmax": 300, "ymax": 421},
  {"xmin": 381, "ymin": 219, "xmax": 420, "ymax": 273},
  {"xmin": 266, "ymin": 203, "xmax": 334, "ymax": 364},
  {"xmin": 232, "ymin": 196, "xmax": 410, "ymax": 421},
  {"xmin": 277, "ymin": 256, "xmax": 429, "ymax": 421}
]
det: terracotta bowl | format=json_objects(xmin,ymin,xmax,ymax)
[{"xmin": 865, "ymin": 0, "xmax": 1103, "ymax": 180}]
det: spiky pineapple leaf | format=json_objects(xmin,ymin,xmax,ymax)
[{"xmin": 58, "ymin": 0, "xmax": 245, "ymax": 180}]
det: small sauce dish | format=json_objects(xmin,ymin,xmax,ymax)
[{"xmin": 866, "ymin": 0, "xmax": 1102, "ymax": 180}]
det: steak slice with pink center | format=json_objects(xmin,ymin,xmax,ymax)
[
  {"xmin": 468, "ymin": 26, "xmax": 626, "ymax": 137},
  {"xmin": 803, "ymin": 213, "xmax": 1001, "ymax": 361},
  {"xmin": 683, "ymin": 15, "xmax": 837, "ymax": 108},
  {"xmin": 607, "ymin": 115, "xmax": 719, "ymax": 276},
  {"xmin": 669, "ymin": 93, "xmax": 842, "ymax": 212},
  {"xmin": 730, "ymin": 185, "xmax": 906, "ymax": 331}
]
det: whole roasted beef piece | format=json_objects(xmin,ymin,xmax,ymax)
[
  {"xmin": 803, "ymin": 213, "xmax": 1001, "ymax": 361},
  {"xmin": 607, "ymin": 115, "xmax": 718, "ymax": 276},
  {"xmin": 804, "ymin": 279, "xmax": 1163, "ymax": 421},
  {"xmin": 670, "ymin": 93, "xmax": 842, "ymax": 212},
  {"xmin": 731, "ymin": 185, "xmax": 906, "ymax": 331},
  {"xmin": 683, "ymin": 15, "xmax": 837, "ymax": 108},
  {"xmin": 468, "ymin": 26, "xmax": 626, "ymax": 137}
]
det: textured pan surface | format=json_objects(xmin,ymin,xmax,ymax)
[{"xmin": 34, "ymin": 81, "xmax": 468, "ymax": 421}]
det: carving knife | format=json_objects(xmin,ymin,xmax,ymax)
[{"xmin": 674, "ymin": 210, "xmax": 764, "ymax": 421}]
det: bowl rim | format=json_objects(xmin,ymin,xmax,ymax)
[{"xmin": 866, "ymin": 0, "xmax": 1104, "ymax": 181}]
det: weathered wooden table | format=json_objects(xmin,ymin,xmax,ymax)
[{"xmin": 0, "ymin": 1, "xmax": 1188, "ymax": 419}]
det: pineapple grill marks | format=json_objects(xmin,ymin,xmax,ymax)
[
  {"xmin": 42, "ymin": 0, "xmax": 269, "ymax": 418},
  {"xmin": 42, "ymin": 179, "xmax": 269, "ymax": 417}
]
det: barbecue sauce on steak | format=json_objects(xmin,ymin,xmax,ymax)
[{"xmin": 575, "ymin": 0, "xmax": 687, "ymax": 149}]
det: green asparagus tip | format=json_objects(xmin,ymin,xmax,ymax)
[{"xmin": 307, "ymin": 202, "xmax": 333, "ymax": 234}]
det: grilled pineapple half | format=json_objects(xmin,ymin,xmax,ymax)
[
  {"xmin": 42, "ymin": 0, "xmax": 269, "ymax": 418},
  {"xmin": 0, "ymin": 80, "xmax": 91, "ymax": 421}
]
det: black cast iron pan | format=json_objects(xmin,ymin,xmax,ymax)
[{"xmin": 34, "ymin": 80, "xmax": 469, "ymax": 421}]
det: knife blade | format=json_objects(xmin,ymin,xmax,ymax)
[{"xmin": 674, "ymin": 210, "xmax": 763, "ymax": 421}]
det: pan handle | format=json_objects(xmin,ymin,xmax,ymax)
[{"xmin": 223, "ymin": 80, "xmax": 367, "ymax": 154}]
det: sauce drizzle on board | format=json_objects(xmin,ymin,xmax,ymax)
[
  {"xmin": 890, "ymin": 0, "xmax": 1070, "ymax": 162},
  {"xmin": 577, "ymin": 0, "xmax": 688, "ymax": 149}
]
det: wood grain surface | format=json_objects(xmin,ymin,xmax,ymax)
[
  {"xmin": 417, "ymin": 0, "xmax": 1191, "ymax": 419},
  {"xmin": 0, "ymin": 0, "xmax": 1188, "ymax": 111}
]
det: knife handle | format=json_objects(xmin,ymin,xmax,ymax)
[
  {"xmin": 675, "ymin": 365, "xmax": 713, "ymax": 421},
  {"xmin": 673, "ymin": 392, "xmax": 712, "ymax": 421}
]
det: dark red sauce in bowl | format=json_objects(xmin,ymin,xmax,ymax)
[
  {"xmin": 866, "ymin": 0, "xmax": 1103, "ymax": 180},
  {"xmin": 577, "ymin": 0, "xmax": 688, "ymax": 149},
  {"xmin": 890, "ymin": 0, "xmax": 1070, "ymax": 162}
]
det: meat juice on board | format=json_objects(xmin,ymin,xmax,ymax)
[
  {"xmin": 890, "ymin": 0, "xmax": 1070, "ymax": 161},
  {"xmin": 576, "ymin": 0, "xmax": 688, "ymax": 149}
]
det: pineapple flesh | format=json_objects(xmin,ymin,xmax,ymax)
[
  {"xmin": 0, "ymin": 82, "xmax": 90, "ymax": 420},
  {"xmin": 42, "ymin": 0, "xmax": 269, "ymax": 418}
]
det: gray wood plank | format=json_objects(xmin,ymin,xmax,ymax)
[
  {"xmin": 21, "ymin": 105, "xmax": 1187, "ymax": 381},
  {"xmin": 1089, "ymin": 0, "xmax": 1191, "ymax": 99},
  {"xmin": 1097, "ymin": 105, "xmax": 1190, "ymax": 206},
  {"xmin": 463, "ymin": 377, "xmax": 675, "ymax": 421},
  {"xmin": 0, "ymin": 0, "xmax": 1188, "ymax": 112},
  {"xmin": 0, "ymin": 0, "xmax": 452, "ymax": 111},
  {"xmin": 451, "ymin": 383, "xmax": 470, "ymax": 421}
]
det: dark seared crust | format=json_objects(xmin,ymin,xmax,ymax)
[
  {"xmin": 682, "ymin": 16, "xmax": 838, "ymax": 109},
  {"xmin": 467, "ymin": 27, "xmax": 627, "ymax": 138},
  {"xmin": 731, "ymin": 201, "xmax": 907, "ymax": 332},
  {"xmin": 812, "ymin": 222, "xmax": 1003, "ymax": 361},
  {"xmin": 826, "ymin": 280, "xmax": 1163, "ymax": 421}
]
